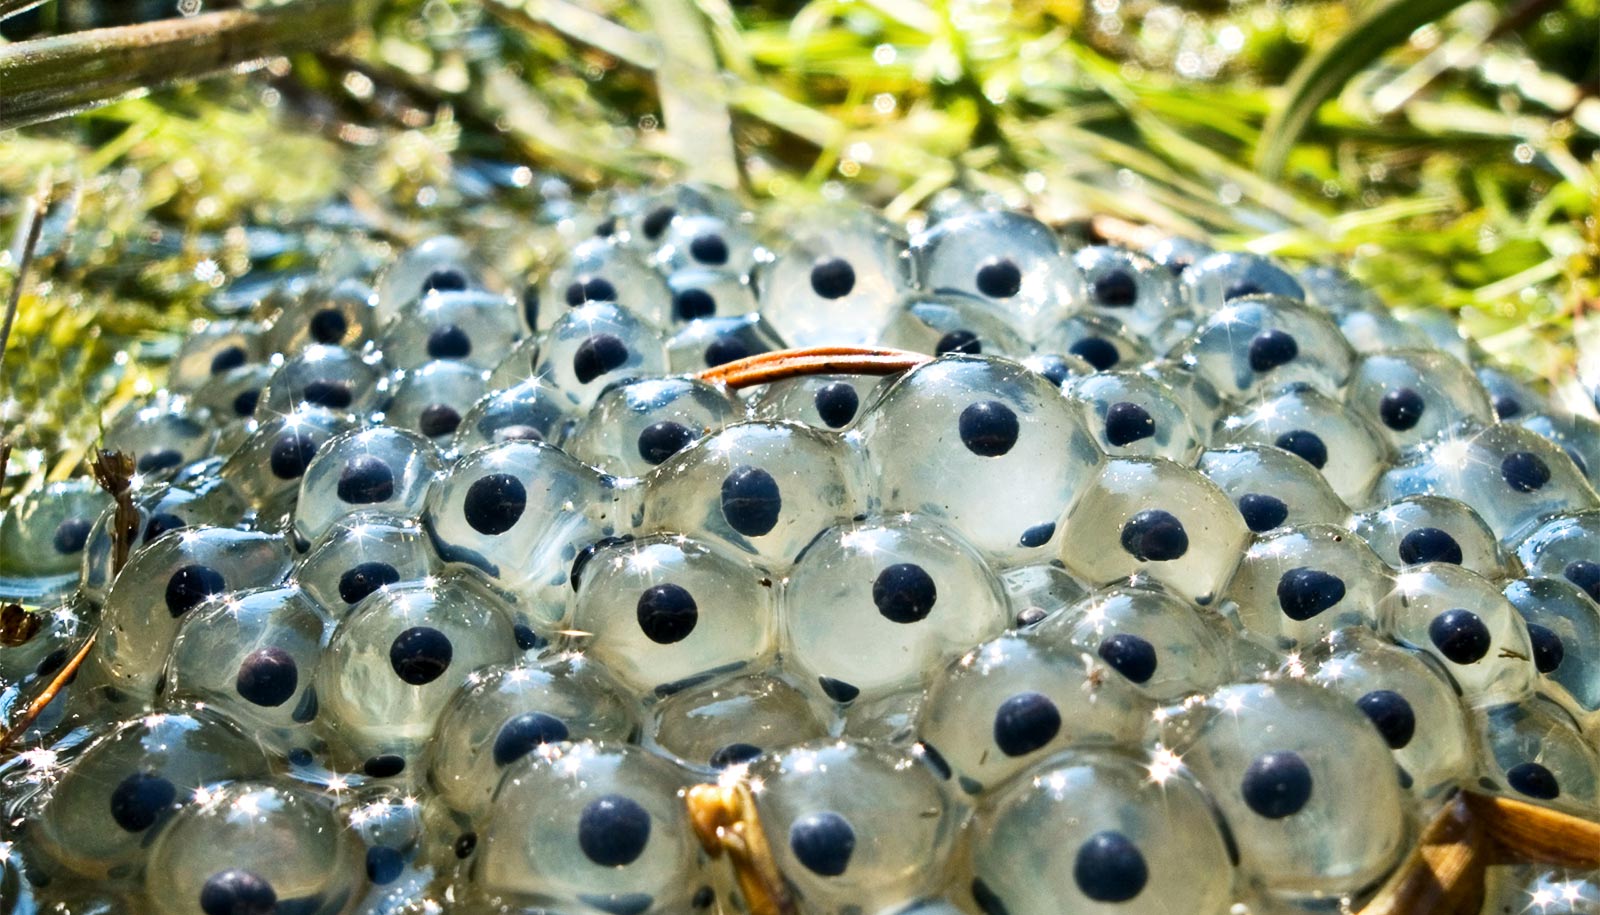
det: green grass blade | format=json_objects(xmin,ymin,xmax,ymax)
[
  {"xmin": 1254, "ymin": 0, "xmax": 1477, "ymax": 177},
  {"xmin": 639, "ymin": 0, "xmax": 740, "ymax": 189}
]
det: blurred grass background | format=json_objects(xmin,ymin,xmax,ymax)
[{"xmin": 0, "ymin": 0, "xmax": 1597, "ymax": 484}]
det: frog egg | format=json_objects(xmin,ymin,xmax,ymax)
[
  {"xmin": 394, "ymin": 790, "xmax": 478, "ymax": 888},
  {"xmin": 1179, "ymin": 252, "xmax": 1306, "ymax": 314},
  {"xmin": 1146, "ymin": 313, "xmax": 1202, "ymax": 357},
  {"xmin": 755, "ymin": 219, "xmax": 911, "ymax": 347},
  {"xmin": 1198, "ymin": 445, "xmax": 1349, "ymax": 534},
  {"xmin": 1480, "ymin": 864, "xmax": 1600, "ymax": 915},
  {"xmin": 1031, "ymin": 581, "xmax": 1231, "ymax": 701},
  {"xmin": 103, "ymin": 395, "xmax": 217, "ymax": 483},
  {"xmin": 1520, "ymin": 410, "xmax": 1600, "ymax": 487},
  {"xmin": 376, "ymin": 235, "xmax": 491, "ymax": 324},
  {"xmin": 530, "ymin": 302, "xmax": 669, "ymax": 410},
  {"xmin": 649, "ymin": 212, "xmax": 762, "ymax": 274},
  {"xmin": 0, "ymin": 480, "xmax": 111, "ymax": 600},
  {"xmin": 640, "ymin": 182, "xmax": 745, "ymax": 225},
  {"xmin": 168, "ymin": 319, "xmax": 267, "ymax": 393},
  {"xmin": 783, "ymin": 514, "xmax": 1008, "ymax": 704},
  {"xmin": 423, "ymin": 439, "xmax": 614, "ymax": 626},
  {"xmin": 1021, "ymin": 350, "xmax": 1097, "ymax": 388},
  {"xmin": 1378, "ymin": 422, "xmax": 1599, "ymax": 543},
  {"xmin": 565, "ymin": 377, "xmax": 741, "ymax": 478},
  {"xmin": 1073, "ymin": 245, "xmax": 1189, "ymax": 337},
  {"xmin": 910, "ymin": 209, "xmax": 1086, "ymax": 342},
  {"xmin": 1477, "ymin": 364, "xmax": 1552, "ymax": 423},
  {"xmin": 1472, "ymin": 697, "xmax": 1600, "ymax": 816},
  {"xmin": 1338, "ymin": 307, "xmax": 1436, "ymax": 355},
  {"xmin": 1170, "ymin": 296, "xmax": 1353, "ymax": 399},
  {"xmin": 965, "ymin": 747, "xmax": 1236, "ymax": 915},
  {"xmin": 426, "ymin": 654, "xmax": 639, "ymax": 819},
  {"xmin": 0, "ymin": 598, "xmax": 93, "ymax": 740},
  {"xmin": 1513, "ymin": 510, "xmax": 1600, "ymax": 599},
  {"xmin": 640, "ymin": 420, "xmax": 865, "ymax": 567},
  {"xmin": 474, "ymin": 740, "xmax": 704, "ymax": 911},
  {"xmin": 1300, "ymin": 627, "xmax": 1473, "ymax": 802},
  {"xmin": 316, "ymin": 573, "xmax": 520, "ymax": 777},
  {"xmin": 1379, "ymin": 563, "xmax": 1536, "ymax": 706},
  {"xmin": 665, "ymin": 313, "xmax": 786, "ymax": 372},
  {"xmin": 1060, "ymin": 457, "xmax": 1249, "ymax": 607},
  {"xmin": 893, "ymin": 901, "xmax": 969, "ymax": 915},
  {"xmin": 1039, "ymin": 313, "xmax": 1151, "ymax": 374},
  {"xmin": 1208, "ymin": 627, "xmax": 1293, "ymax": 685},
  {"xmin": 28, "ymin": 706, "xmax": 271, "ymax": 884},
  {"xmin": 195, "ymin": 361, "xmax": 276, "ymax": 428},
  {"xmin": 1156, "ymin": 679, "xmax": 1408, "ymax": 897},
  {"xmin": 879, "ymin": 293, "xmax": 1031, "ymax": 360},
  {"xmin": 220, "ymin": 407, "xmax": 354, "ymax": 508},
  {"xmin": 484, "ymin": 334, "xmax": 540, "ymax": 392},
  {"xmin": 1503, "ymin": 577, "xmax": 1600, "ymax": 724},
  {"xmin": 170, "ymin": 452, "xmax": 229, "ymax": 487},
  {"xmin": 836, "ymin": 685, "xmax": 926, "ymax": 744},
  {"xmin": 1145, "ymin": 235, "xmax": 1215, "ymax": 275},
  {"xmin": 80, "ymin": 481, "xmax": 248, "ymax": 606},
  {"xmin": 1143, "ymin": 359, "xmax": 1228, "ymax": 433},
  {"xmin": 93, "ymin": 526, "xmax": 292, "ymax": 697},
  {"xmin": 343, "ymin": 788, "xmax": 428, "ymax": 896},
  {"xmin": 264, "ymin": 279, "xmax": 379, "ymax": 355},
  {"xmin": 291, "ymin": 427, "xmax": 443, "ymax": 549},
  {"xmin": 644, "ymin": 672, "xmax": 822, "ymax": 773},
  {"xmin": 385, "ymin": 359, "xmax": 491, "ymax": 443},
  {"xmin": 1215, "ymin": 383, "xmax": 1392, "ymax": 505},
  {"xmin": 861, "ymin": 355, "xmax": 1101, "ymax": 561},
  {"xmin": 297, "ymin": 515, "xmax": 442, "ymax": 618},
  {"xmin": 452, "ymin": 376, "xmax": 575, "ymax": 451},
  {"xmin": 665, "ymin": 267, "xmax": 757, "ymax": 323},
  {"xmin": 1392, "ymin": 311, "xmax": 1466, "ymax": 369},
  {"xmin": 1351, "ymin": 495, "xmax": 1507, "ymax": 578},
  {"xmin": 748, "ymin": 739, "xmax": 956, "ymax": 912},
  {"xmin": 619, "ymin": 184, "xmax": 743, "ymax": 246},
  {"xmin": 142, "ymin": 780, "xmax": 365, "ymax": 915},
  {"xmin": 1346, "ymin": 350, "xmax": 1495, "ymax": 449},
  {"xmin": 378, "ymin": 289, "xmax": 525, "ymax": 372},
  {"xmin": 1, "ymin": 848, "xmax": 48, "ymax": 911},
  {"xmin": 998, "ymin": 561, "xmax": 1091, "ymax": 627},
  {"xmin": 1297, "ymin": 265, "xmax": 1381, "ymax": 314},
  {"xmin": 1221, "ymin": 523, "xmax": 1392, "ymax": 650},
  {"xmin": 1066, "ymin": 370, "xmax": 1202, "ymax": 461},
  {"xmin": 210, "ymin": 264, "xmax": 312, "ymax": 319},
  {"xmin": 534, "ymin": 236, "xmax": 672, "ymax": 332},
  {"xmin": 255, "ymin": 343, "xmax": 386, "ymax": 420},
  {"xmin": 748, "ymin": 373, "xmax": 890, "ymax": 432},
  {"xmin": 922, "ymin": 186, "xmax": 1012, "ymax": 222},
  {"xmin": 161, "ymin": 584, "xmax": 328, "ymax": 755},
  {"xmin": 571, "ymin": 534, "xmax": 776, "ymax": 697},
  {"xmin": 918, "ymin": 632, "xmax": 1150, "ymax": 794}
]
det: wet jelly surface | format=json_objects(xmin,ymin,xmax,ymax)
[{"xmin": 1, "ymin": 185, "xmax": 1597, "ymax": 915}]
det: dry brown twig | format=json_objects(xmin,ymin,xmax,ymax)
[
  {"xmin": 687, "ymin": 780, "xmax": 796, "ymax": 915},
  {"xmin": 696, "ymin": 346, "xmax": 931, "ymax": 390},
  {"xmin": 89, "ymin": 448, "xmax": 139, "ymax": 572}
]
